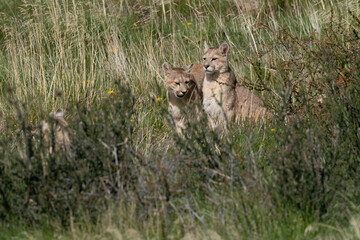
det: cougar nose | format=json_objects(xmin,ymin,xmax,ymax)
[{"xmin": 204, "ymin": 65, "xmax": 209, "ymax": 69}]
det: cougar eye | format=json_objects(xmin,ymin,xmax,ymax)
[
  {"xmin": 211, "ymin": 58, "xmax": 218, "ymax": 61},
  {"xmin": 175, "ymin": 82, "xmax": 180, "ymax": 85},
  {"xmin": 185, "ymin": 81, "xmax": 189, "ymax": 84},
  {"xmin": 203, "ymin": 58, "xmax": 206, "ymax": 60}
]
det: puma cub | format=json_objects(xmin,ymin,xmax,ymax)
[
  {"xmin": 202, "ymin": 41, "xmax": 270, "ymax": 128},
  {"xmin": 41, "ymin": 109, "xmax": 71, "ymax": 154},
  {"xmin": 163, "ymin": 62, "xmax": 204, "ymax": 134}
]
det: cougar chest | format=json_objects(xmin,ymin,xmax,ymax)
[{"xmin": 203, "ymin": 77, "xmax": 227, "ymax": 119}]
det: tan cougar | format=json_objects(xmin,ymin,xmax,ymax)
[
  {"xmin": 163, "ymin": 62, "xmax": 204, "ymax": 134},
  {"xmin": 41, "ymin": 109, "xmax": 71, "ymax": 154},
  {"xmin": 202, "ymin": 41, "xmax": 270, "ymax": 129}
]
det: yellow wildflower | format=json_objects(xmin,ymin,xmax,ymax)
[
  {"xmin": 130, "ymin": 118, "xmax": 135, "ymax": 123},
  {"xmin": 108, "ymin": 90, "xmax": 114, "ymax": 94},
  {"xmin": 87, "ymin": 80, "xmax": 91, "ymax": 84},
  {"xmin": 156, "ymin": 97, "xmax": 162, "ymax": 102},
  {"xmin": 267, "ymin": 116, "xmax": 270, "ymax": 120},
  {"xmin": 187, "ymin": 22, "xmax": 192, "ymax": 26},
  {"xmin": 133, "ymin": 23, "xmax": 137, "ymax": 27},
  {"xmin": 112, "ymin": 49, "xmax": 115, "ymax": 53},
  {"xmin": 270, "ymin": 129, "xmax": 275, "ymax": 132}
]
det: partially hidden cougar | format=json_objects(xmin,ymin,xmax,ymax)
[
  {"xmin": 163, "ymin": 62, "xmax": 204, "ymax": 134},
  {"xmin": 41, "ymin": 109, "xmax": 71, "ymax": 154},
  {"xmin": 202, "ymin": 41, "xmax": 271, "ymax": 129}
]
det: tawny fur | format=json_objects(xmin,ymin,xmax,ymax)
[
  {"xmin": 41, "ymin": 109, "xmax": 71, "ymax": 154},
  {"xmin": 202, "ymin": 41, "xmax": 271, "ymax": 129},
  {"xmin": 163, "ymin": 62, "xmax": 204, "ymax": 134}
]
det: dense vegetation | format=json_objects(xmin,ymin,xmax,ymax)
[{"xmin": 0, "ymin": 0, "xmax": 360, "ymax": 239}]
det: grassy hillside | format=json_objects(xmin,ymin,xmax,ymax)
[{"xmin": 0, "ymin": 0, "xmax": 360, "ymax": 239}]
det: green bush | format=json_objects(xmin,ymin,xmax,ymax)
[{"xmin": 267, "ymin": 14, "xmax": 360, "ymax": 220}]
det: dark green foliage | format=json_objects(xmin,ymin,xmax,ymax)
[
  {"xmin": 266, "ymin": 17, "xmax": 360, "ymax": 220},
  {"xmin": 0, "ymin": 82, "xmax": 136, "ymax": 224}
]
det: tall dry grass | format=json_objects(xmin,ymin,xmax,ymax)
[{"xmin": 2, "ymin": 0, "xmax": 357, "ymax": 116}]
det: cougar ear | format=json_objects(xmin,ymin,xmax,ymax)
[
  {"xmin": 204, "ymin": 41, "xmax": 210, "ymax": 53},
  {"xmin": 219, "ymin": 43, "xmax": 229, "ymax": 55},
  {"xmin": 185, "ymin": 63, "xmax": 194, "ymax": 73},
  {"xmin": 55, "ymin": 109, "xmax": 65, "ymax": 119},
  {"xmin": 163, "ymin": 62, "xmax": 171, "ymax": 73}
]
